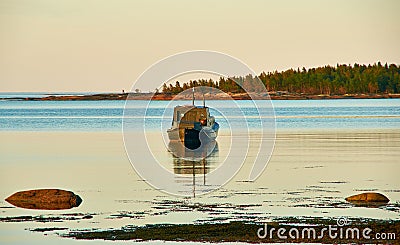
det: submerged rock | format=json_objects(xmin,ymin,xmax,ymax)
[
  {"xmin": 5, "ymin": 189, "xmax": 82, "ymax": 210},
  {"xmin": 345, "ymin": 192, "xmax": 389, "ymax": 206}
]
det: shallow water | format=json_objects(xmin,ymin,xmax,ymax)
[
  {"xmin": 0, "ymin": 99, "xmax": 399, "ymax": 244},
  {"xmin": 1, "ymin": 130, "xmax": 399, "ymax": 239}
]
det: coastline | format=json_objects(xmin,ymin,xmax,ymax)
[{"xmin": 3, "ymin": 92, "xmax": 400, "ymax": 101}]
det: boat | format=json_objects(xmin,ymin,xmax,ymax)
[{"xmin": 167, "ymin": 90, "xmax": 219, "ymax": 149}]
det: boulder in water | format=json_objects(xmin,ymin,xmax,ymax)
[
  {"xmin": 5, "ymin": 189, "xmax": 82, "ymax": 210},
  {"xmin": 345, "ymin": 192, "xmax": 389, "ymax": 206}
]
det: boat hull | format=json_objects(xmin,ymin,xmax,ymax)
[{"xmin": 167, "ymin": 125, "xmax": 218, "ymax": 147}]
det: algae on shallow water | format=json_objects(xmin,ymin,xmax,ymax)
[{"xmin": 62, "ymin": 218, "xmax": 400, "ymax": 244}]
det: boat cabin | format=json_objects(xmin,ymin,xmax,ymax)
[{"xmin": 171, "ymin": 105, "xmax": 215, "ymax": 142}]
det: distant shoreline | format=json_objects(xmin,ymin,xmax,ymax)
[{"xmin": 3, "ymin": 92, "xmax": 400, "ymax": 101}]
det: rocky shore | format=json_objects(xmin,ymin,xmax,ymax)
[
  {"xmin": 3, "ymin": 92, "xmax": 400, "ymax": 101},
  {"xmin": 1, "ymin": 190, "xmax": 398, "ymax": 243}
]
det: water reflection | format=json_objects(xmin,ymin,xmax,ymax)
[{"xmin": 168, "ymin": 141, "xmax": 219, "ymax": 197}]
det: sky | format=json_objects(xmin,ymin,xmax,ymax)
[{"xmin": 0, "ymin": 0, "xmax": 399, "ymax": 92}]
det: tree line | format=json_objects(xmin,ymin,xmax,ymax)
[{"xmin": 161, "ymin": 62, "xmax": 400, "ymax": 95}]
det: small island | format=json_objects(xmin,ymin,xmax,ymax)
[{"xmin": 9, "ymin": 92, "xmax": 399, "ymax": 101}]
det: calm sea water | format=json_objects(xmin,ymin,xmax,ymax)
[
  {"xmin": 1, "ymin": 97, "xmax": 400, "ymax": 244},
  {"xmin": 0, "ymin": 98, "xmax": 399, "ymax": 131}
]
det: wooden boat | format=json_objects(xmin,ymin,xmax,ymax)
[{"xmin": 167, "ymin": 92, "xmax": 219, "ymax": 149}]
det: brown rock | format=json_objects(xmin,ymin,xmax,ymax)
[
  {"xmin": 5, "ymin": 189, "xmax": 82, "ymax": 210},
  {"xmin": 345, "ymin": 192, "xmax": 389, "ymax": 206}
]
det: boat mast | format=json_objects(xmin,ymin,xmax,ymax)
[{"xmin": 192, "ymin": 87, "xmax": 195, "ymax": 106}]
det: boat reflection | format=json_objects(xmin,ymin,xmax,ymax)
[{"xmin": 167, "ymin": 141, "xmax": 219, "ymax": 197}]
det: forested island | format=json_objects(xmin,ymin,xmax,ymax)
[
  {"xmin": 161, "ymin": 62, "xmax": 400, "ymax": 95},
  {"xmin": 7, "ymin": 62, "xmax": 400, "ymax": 101}
]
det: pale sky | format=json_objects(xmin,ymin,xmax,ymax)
[{"xmin": 0, "ymin": 0, "xmax": 399, "ymax": 92}]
